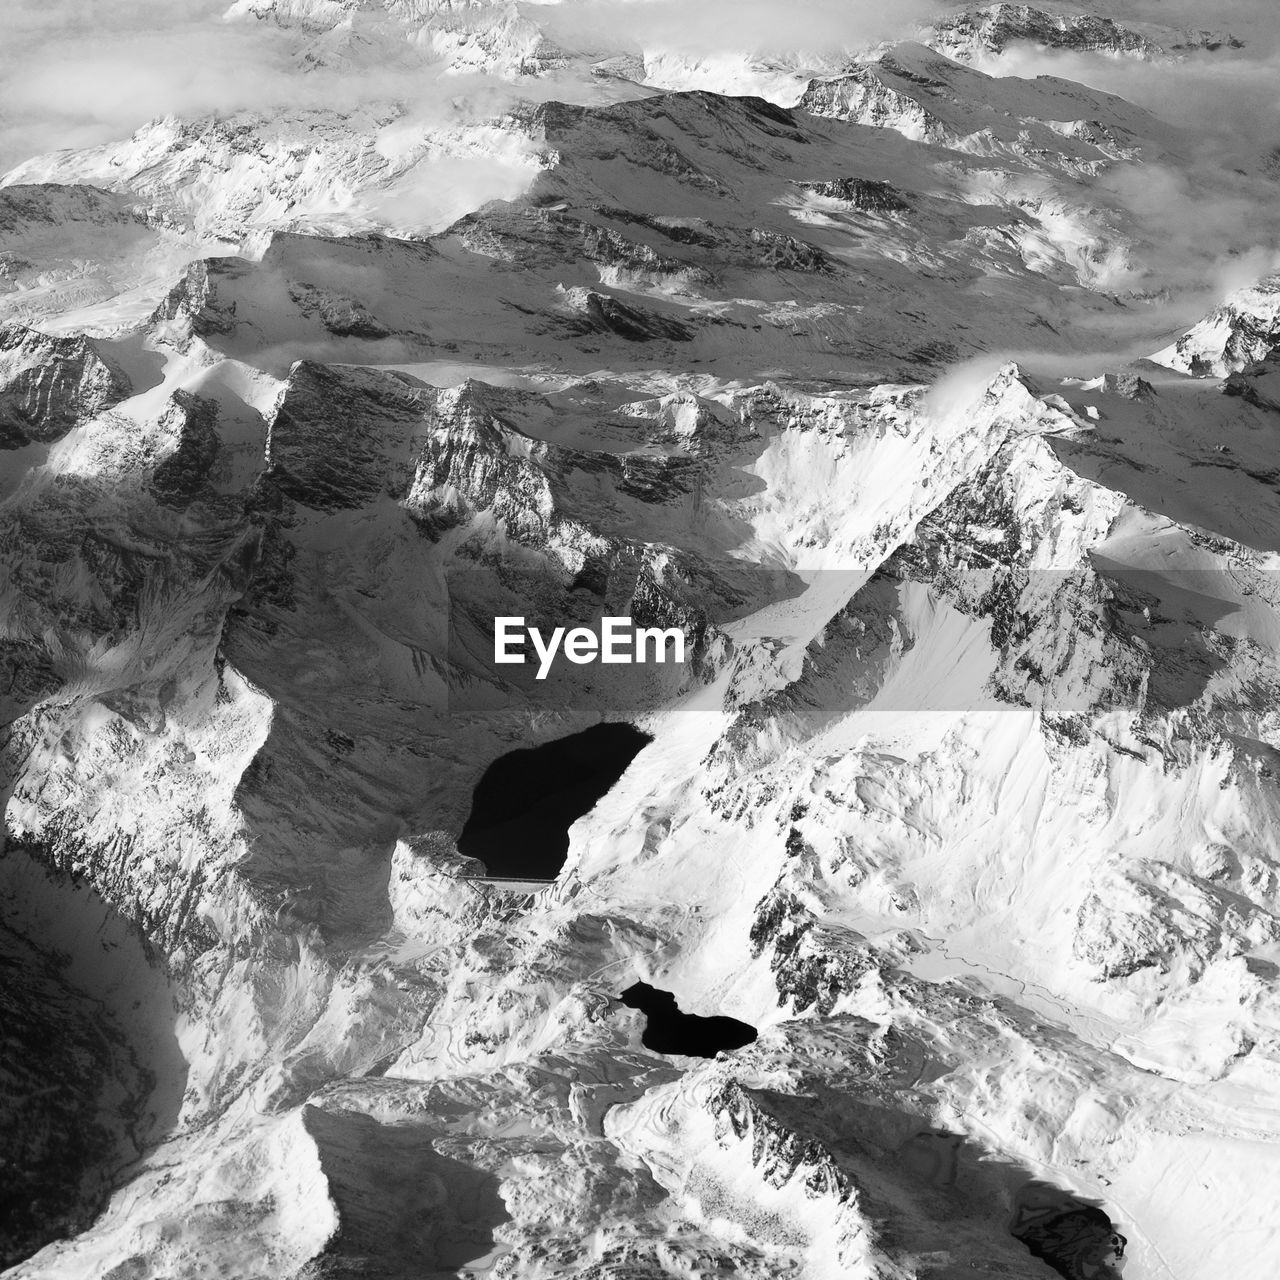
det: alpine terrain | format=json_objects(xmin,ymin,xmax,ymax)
[{"xmin": 2, "ymin": 1, "xmax": 1280, "ymax": 1277}]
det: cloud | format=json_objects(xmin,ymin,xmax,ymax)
[
  {"xmin": 972, "ymin": 31, "xmax": 1280, "ymax": 330},
  {"xmin": 0, "ymin": 2, "xmax": 513, "ymax": 175},
  {"xmin": 532, "ymin": 0, "xmax": 935, "ymax": 61},
  {"xmin": 0, "ymin": 0, "xmax": 936, "ymax": 176},
  {"xmin": 0, "ymin": 1, "xmax": 296, "ymax": 171},
  {"xmin": 5, "ymin": 0, "xmax": 1276, "ymax": 357}
]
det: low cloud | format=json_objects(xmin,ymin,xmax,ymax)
[
  {"xmin": 978, "ymin": 33, "xmax": 1280, "ymax": 330},
  {"xmin": 0, "ymin": 0, "xmax": 934, "ymax": 176},
  {"xmin": 5, "ymin": 0, "xmax": 1276, "ymax": 355},
  {"xmin": 0, "ymin": 1, "xmax": 294, "ymax": 171}
]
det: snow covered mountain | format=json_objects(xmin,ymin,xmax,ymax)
[{"xmin": 4, "ymin": 2, "xmax": 1280, "ymax": 1278}]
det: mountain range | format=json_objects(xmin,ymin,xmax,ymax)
[{"xmin": 3, "ymin": 3, "xmax": 1280, "ymax": 1277}]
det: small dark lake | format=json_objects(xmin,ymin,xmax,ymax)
[
  {"xmin": 457, "ymin": 722, "xmax": 652, "ymax": 879},
  {"xmin": 620, "ymin": 982, "xmax": 758, "ymax": 1058}
]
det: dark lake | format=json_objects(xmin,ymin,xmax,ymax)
[
  {"xmin": 457, "ymin": 722, "xmax": 652, "ymax": 879},
  {"xmin": 620, "ymin": 982, "xmax": 758, "ymax": 1058}
]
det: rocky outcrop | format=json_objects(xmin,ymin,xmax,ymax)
[
  {"xmin": 1074, "ymin": 865, "xmax": 1280, "ymax": 981},
  {"xmin": 7, "ymin": 15, "xmax": 1280, "ymax": 1280},
  {"xmin": 288, "ymin": 283, "xmax": 392, "ymax": 339},
  {"xmin": 709, "ymin": 1080, "xmax": 870, "ymax": 1267},
  {"xmin": 1151, "ymin": 274, "xmax": 1280, "ymax": 377},
  {"xmin": 799, "ymin": 42, "xmax": 1148, "ymax": 171},
  {"xmin": 929, "ymin": 4, "xmax": 1163, "ymax": 61},
  {"xmin": 0, "ymin": 323, "xmax": 131, "ymax": 448},
  {"xmin": 800, "ymin": 65, "xmax": 953, "ymax": 145},
  {"xmin": 1222, "ymin": 353, "xmax": 1280, "ymax": 411},
  {"xmin": 793, "ymin": 178, "xmax": 910, "ymax": 212},
  {"xmin": 265, "ymin": 362, "xmax": 429, "ymax": 510},
  {"xmin": 560, "ymin": 286, "xmax": 695, "ymax": 342},
  {"xmin": 751, "ymin": 888, "xmax": 881, "ymax": 1015},
  {"xmin": 149, "ymin": 257, "xmax": 248, "ymax": 343},
  {"xmin": 150, "ymin": 392, "xmax": 221, "ymax": 507}
]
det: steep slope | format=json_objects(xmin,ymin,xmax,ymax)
[
  {"xmin": 1151, "ymin": 273, "xmax": 1280, "ymax": 377},
  {"xmin": 125, "ymin": 76, "xmax": 1204, "ymax": 394},
  {"xmin": 4, "ymin": 6, "xmax": 1280, "ymax": 1279}
]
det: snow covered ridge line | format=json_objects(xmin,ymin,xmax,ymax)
[{"xmin": 494, "ymin": 615, "xmax": 686, "ymax": 680}]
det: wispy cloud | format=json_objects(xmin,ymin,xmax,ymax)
[{"xmin": 976, "ymin": 29, "xmax": 1280, "ymax": 330}]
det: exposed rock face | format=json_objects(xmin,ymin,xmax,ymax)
[
  {"xmin": 149, "ymin": 256, "xmax": 250, "ymax": 341},
  {"xmin": 1152, "ymin": 274, "xmax": 1280, "ymax": 377},
  {"xmin": 797, "ymin": 42, "xmax": 1151, "ymax": 171},
  {"xmin": 2, "ymin": 107, "xmax": 537, "ymax": 252},
  {"xmin": 0, "ymin": 323, "xmax": 132, "ymax": 448},
  {"xmin": 927, "ymin": 2, "xmax": 1246, "ymax": 62},
  {"xmin": 0, "ymin": 919, "xmax": 150, "ymax": 1269},
  {"xmin": 792, "ymin": 178, "xmax": 910, "ymax": 212},
  {"xmin": 1222, "ymin": 354, "xmax": 1280, "ymax": 411},
  {"xmin": 5, "ymin": 6, "xmax": 1280, "ymax": 1279},
  {"xmin": 799, "ymin": 61, "xmax": 955, "ymax": 146},
  {"xmin": 929, "ymin": 4, "xmax": 1165, "ymax": 61},
  {"xmin": 265, "ymin": 363, "xmax": 429, "ymax": 510},
  {"xmin": 150, "ymin": 392, "xmax": 221, "ymax": 507}
]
